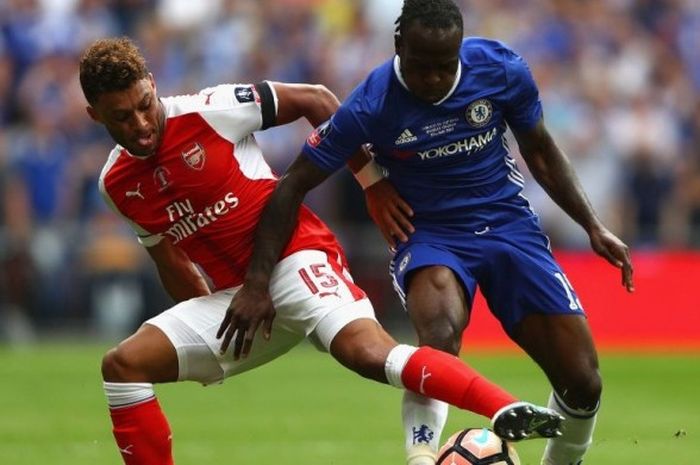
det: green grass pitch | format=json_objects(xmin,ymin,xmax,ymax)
[{"xmin": 0, "ymin": 343, "xmax": 697, "ymax": 464}]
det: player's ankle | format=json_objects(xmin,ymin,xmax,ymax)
[{"xmin": 407, "ymin": 444, "xmax": 436, "ymax": 465}]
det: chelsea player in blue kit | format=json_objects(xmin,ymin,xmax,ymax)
[{"xmin": 226, "ymin": 1, "xmax": 634, "ymax": 465}]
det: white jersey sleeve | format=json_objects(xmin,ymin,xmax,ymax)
[{"xmin": 162, "ymin": 81, "xmax": 278, "ymax": 143}]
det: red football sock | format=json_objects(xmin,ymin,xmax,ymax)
[
  {"xmin": 401, "ymin": 346, "xmax": 517, "ymax": 418},
  {"xmin": 109, "ymin": 398, "xmax": 173, "ymax": 465}
]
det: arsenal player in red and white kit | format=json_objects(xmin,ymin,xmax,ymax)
[{"xmin": 80, "ymin": 37, "xmax": 562, "ymax": 465}]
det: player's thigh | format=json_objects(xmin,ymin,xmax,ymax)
[
  {"xmin": 269, "ymin": 249, "xmax": 379, "ymax": 351},
  {"xmin": 391, "ymin": 245, "xmax": 474, "ymax": 352},
  {"xmin": 404, "ymin": 266, "xmax": 469, "ymax": 354},
  {"xmin": 148, "ymin": 291, "xmax": 304, "ymax": 385},
  {"xmin": 102, "ymin": 323, "xmax": 178, "ymax": 383}
]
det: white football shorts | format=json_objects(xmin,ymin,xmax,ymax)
[{"xmin": 145, "ymin": 249, "xmax": 377, "ymax": 385}]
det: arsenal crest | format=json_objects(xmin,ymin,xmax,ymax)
[{"xmin": 181, "ymin": 142, "xmax": 206, "ymax": 170}]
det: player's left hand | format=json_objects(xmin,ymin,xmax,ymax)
[
  {"xmin": 588, "ymin": 226, "xmax": 634, "ymax": 292},
  {"xmin": 217, "ymin": 282, "xmax": 275, "ymax": 359},
  {"xmin": 365, "ymin": 179, "xmax": 414, "ymax": 249}
]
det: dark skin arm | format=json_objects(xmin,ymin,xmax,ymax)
[
  {"xmin": 217, "ymin": 155, "xmax": 329, "ymax": 357},
  {"xmin": 275, "ymin": 82, "xmax": 412, "ymax": 243},
  {"xmin": 272, "ymin": 81, "xmax": 373, "ymax": 181},
  {"xmin": 146, "ymin": 238, "xmax": 210, "ymax": 302},
  {"xmin": 216, "ymin": 81, "xmax": 369, "ymax": 357},
  {"xmin": 513, "ymin": 118, "xmax": 634, "ymax": 291}
]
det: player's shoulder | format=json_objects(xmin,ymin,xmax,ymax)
[
  {"xmin": 461, "ymin": 37, "xmax": 522, "ymax": 66},
  {"xmin": 161, "ymin": 83, "xmax": 259, "ymax": 117},
  {"xmin": 98, "ymin": 145, "xmax": 129, "ymax": 197}
]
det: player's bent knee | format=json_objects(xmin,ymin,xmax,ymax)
[
  {"xmin": 101, "ymin": 345, "xmax": 151, "ymax": 383},
  {"xmin": 101, "ymin": 347, "xmax": 127, "ymax": 382},
  {"xmin": 560, "ymin": 369, "xmax": 602, "ymax": 410},
  {"xmin": 416, "ymin": 328, "xmax": 461, "ymax": 355}
]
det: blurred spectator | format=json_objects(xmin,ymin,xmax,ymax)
[
  {"xmin": 0, "ymin": 142, "xmax": 37, "ymax": 345},
  {"xmin": 79, "ymin": 213, "xmax": 148, "ymax": 340}
]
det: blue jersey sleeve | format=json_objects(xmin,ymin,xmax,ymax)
[
  {"xmin": 502, "ymin": 50, "xmax": 543, "ymax": 131},
  {"xmin": 302, "ymin": 85, "xmax": 372, "ymax": 173}
]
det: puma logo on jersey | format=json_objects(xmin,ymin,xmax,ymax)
[
  {"xmin": 125, "ymin": 183, "xmax": 144, "ymax": 199},
  {"xmin": 395, "ymin": 128, "xmax": 417, "ymax": 145}
]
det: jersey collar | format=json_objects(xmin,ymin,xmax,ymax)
[{"xmin": 393, "ymin": 55, "xmax": 462, "ymax": 106}]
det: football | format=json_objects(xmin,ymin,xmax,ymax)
[{"xmin": 436, "ymin": 428, "xmax": 520, "ymax": 465}]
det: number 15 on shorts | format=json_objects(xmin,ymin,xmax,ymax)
[{"xmin": 299, "ymin": 263, "xmax": 341, "ymax": 299}]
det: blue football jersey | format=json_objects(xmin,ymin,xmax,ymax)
[{"xmin": 303, "ymin": 37, "xmax": 543, "ymax": 231}]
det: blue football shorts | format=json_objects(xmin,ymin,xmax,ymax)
[{"xmin": 389, "ymin": 216, "xmax": 585, "ymax": 335}]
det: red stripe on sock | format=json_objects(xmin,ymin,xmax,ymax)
[
  {"xmin": 400, "ymin": 346, "xmax": 517, "ymax": 418},
  {"xmin": 109, "ymin": 398, "xmax": 173, "ymax": 465}
]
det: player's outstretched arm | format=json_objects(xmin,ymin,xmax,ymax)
[
  {"xmin": 514, "ymin": 118, "xmax": 634, "ymax": 292},
  {"xmin": 272, "ymin": 82, "xmax": 376, "ymax": 192},
  {"xmin": 146, "ymin": 239, "xmax": 211, "ymax": 302},
  {"xmin": 217, "ymin": 155, "xmax": 331, "ymax": 358},
  {"xmin": 271, "ymin": 82, "xmax": 340, "ymax": 128}
]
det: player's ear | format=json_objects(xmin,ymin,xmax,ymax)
[
  {"xmin": 148, "ymin": 72, "xmax": 157, "ymax": 94},
  {"xmin": 394, "ymin": 33, "xmax": 402, "ymax": 55},
  {"xmin": 86, "ymin": 105, "xmax": 101, "ymax": 123}
]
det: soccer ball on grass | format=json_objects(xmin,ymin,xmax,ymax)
[{"xmin": 436, "ymin": 428, "xmax": 520, "ymax": 465}]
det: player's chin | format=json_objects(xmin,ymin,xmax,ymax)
[
  {"xmin": 128, "ymin": 146, "xmax": 156, "ymax": 157},
  {"xmin": 128, "ymin": 141, "xmax": 158, "ymax": 157},
  {"xmin": 416, "ymin": 93, "xmax": 444, "ymax": 104}
]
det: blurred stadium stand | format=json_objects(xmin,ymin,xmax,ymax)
[{"xmin": 0, "ymin": 0, "xmax": 698, "ymax": 345}]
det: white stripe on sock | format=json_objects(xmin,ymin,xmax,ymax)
[
  {"xmin": 103, "ymin": 382, "xmax": 155, "ymax": 408},
  {"xmin": 384, "ymin": 344, "xmax": 418, "ymax": 389}
]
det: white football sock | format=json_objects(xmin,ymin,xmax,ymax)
[
  {"xmin": 384, "ymin": 344, "xmax": 418, "ymax": 389},
  {"xmin": 103, "ymin": 381, "xmax": 155, "ymax": 408},
  {"xmin": 403, "ymin": 391, "xmax": 448, "ymax": 465},
  {"xmin": 541, "ymin": 390, "xmax": 598, "ymax": 465}
]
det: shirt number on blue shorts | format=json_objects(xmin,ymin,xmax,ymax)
[{"xmin": 554, "ymin": 272, "xmax": 582, "ymax": 311}]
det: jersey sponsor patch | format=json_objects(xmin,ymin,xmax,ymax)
[
  {"xmin": 465, "ymin": 99, "xmax": 493, "ymax": 128},
  {"xmin": 234, "ymin": 85, "xmax": 256, "ymax": 103},
  {"xmin": 307, "ymin": 120, "xmax": 332, "ymax": 147}
]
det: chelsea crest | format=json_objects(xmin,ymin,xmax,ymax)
[{"xmin": 466, "ymin": 99, "xmax": 493, "ymax": 128}]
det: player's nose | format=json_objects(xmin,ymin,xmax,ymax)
[
  {"xmin": 133, "ymin": 111, "xmax": 150, "ymax": 130},
  {"xmin": 423, "ymin": 71, "xmax": 441, "ymax": 86}
]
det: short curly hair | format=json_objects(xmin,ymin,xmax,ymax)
[
  {"xmin": 79, "ymin": 37, "xmax": 149, "ymax": 105},
  {"xmin": 395, "ymin": 0, "xmax": 463, "ymax": 38}
]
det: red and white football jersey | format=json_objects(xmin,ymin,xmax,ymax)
[{"xmin": 100, "ymin": 82, "xmax": 344, "ymax": 290}]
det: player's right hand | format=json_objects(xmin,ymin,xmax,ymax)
[
  {"xmin": 217, "ymin": 282, "xmax": 275, "ymax": 360},
  {"xmin": 364, "ymin": 179, "xmax": 414, "ymax": 249},
  {"xmin": 589, "ymin": 226, "xmax": 634, "ymax": 292}
]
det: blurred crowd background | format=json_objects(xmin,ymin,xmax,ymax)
[{"xmin": 1, "ymin": 0, "xmax": 699, "ymax": 344}]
